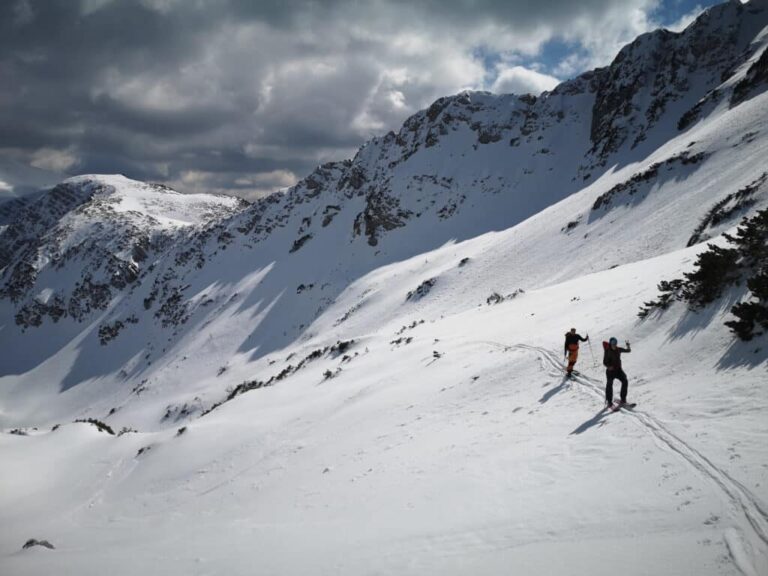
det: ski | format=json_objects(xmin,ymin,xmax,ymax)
[{"xmin": 610, "ymin": 402, "xmax": 637, "ymax": 412}]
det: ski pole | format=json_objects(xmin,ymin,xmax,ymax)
[{"xmin": 587, "ymin": 337, "xmax": 597, "ymax": 369}]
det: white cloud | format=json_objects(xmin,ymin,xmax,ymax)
[
  {"xmin": 552, "ymin": 53, "xmax": 593, "ymax": 78},
  {"xmin": 665, "ymin": 5, "xmax": 705, "ymax": 32},
  {"xmin": 29, "ymin": 147, "xmax": 78, "ymax": 172},
  {"xmin": 557, "ymin": 0, "xmax": 660, "ymax": 70},
  {"xmin": 491, "ymin": 66, "xmax": 560, "ymax": 95},
  {"xmin": 234, "ymin": 170, "xmax": 298, "ymax": 188},
  {"xmin": 168, "ymin": 168, "xmax": 299, "ymax": 200},
  {"xmin": 179, "ymin": 170, "xmax": 210, "ymax": 186}
]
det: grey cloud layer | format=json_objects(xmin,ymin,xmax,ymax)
[{"xmin": 0, "ymin": 0, "xmax": 692, "ymax": 198}]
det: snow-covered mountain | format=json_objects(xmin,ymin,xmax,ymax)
[
  {"xmin": 1, "ymin": 175, "xmax": 247, "ymax": 326},
  {"xmin": 1, "ymin": 2, "xmax": 768, "ymax": 575}
]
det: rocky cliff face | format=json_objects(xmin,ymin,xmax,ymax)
[{"xmin": 591, "ymin": 0, "xmax": 768, "ymax": 160}]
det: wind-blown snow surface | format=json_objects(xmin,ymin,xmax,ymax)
[{"xmin": 2, "ymin": 2, "xmax": 768, "ymax": 574}]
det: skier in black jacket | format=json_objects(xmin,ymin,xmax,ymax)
[
  {"xmin": 563, "ymin": 328, "xmax": 589, "ymax": 376},
  {"xmin": 602, "ymin": 337, "xmax": 631, "ymax": 407}
]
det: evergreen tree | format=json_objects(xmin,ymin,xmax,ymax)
[
  {"xmin": 726, "ymin": 269, "xmax": 768, "ymax": 340},
  {"xmin": 680, "ymin": 244, "xmax": 740, "ymax": 308},
  {"xmin": 724, "ymin": 209, "xmax": 768, "ymax": 268},
  {"xmin": 640, "ymin": 208, "xmax": 768, "ymax": 340}
]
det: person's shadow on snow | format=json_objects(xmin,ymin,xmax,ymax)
[
  {"xmin": 570, "ymin": 409, "xmax": 610, "ymax": 435},
  {"xmin": 538, "ymin": 376, "xmax": 570, "ymax": 404}
]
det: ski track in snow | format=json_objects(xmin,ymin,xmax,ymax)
[{"xmin": 475, "ymin": 340, "xmax": 768, "ymax": 576}]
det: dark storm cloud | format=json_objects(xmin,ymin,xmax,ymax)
[
  {"xmin": 0, "ymin": 0, "xmax": 713, "ymax": 197},
  {"xmin": 89, "ymin": 95, "xmax": 241, "ymax": 138}
]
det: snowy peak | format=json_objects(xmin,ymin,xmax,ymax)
[
  {"xmin": 61, "ymin": 175, "xmax": 249, "ymax": 228},
  {"xmin": 0, "ymin": 175, "xmax": 248, "ymax": 327}
]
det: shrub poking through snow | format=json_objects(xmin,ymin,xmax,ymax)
[
  {"xmin": 323, "ymin": 368, "xmax": 342, "ymax": 380},
  {"xmin": 329, "ymin": 339, "xmax": 353, "ymax": 357},
  {"xmin": 486, "ymin": 292, "xmax": 504, "ymax": 305},
  {"xmin": 201, "ymin": 340, "xmax": 356, "ymax": 416},
  {"xmin": 561, "ymin": 219, "xmax": 581, "ymax": 233},
  {"xmin": 162, "ymin": 401, "xmax": 201, "ymax": 421},
  {"xmin": 289, "ymin": 234, "xmax": 313, "ymax": 253},
  {"xmin": 406, "ymin": 278, "xmax": 436, "ymax": 301},
  {"xmin": 639, "ymin": 208, "xmax": 768, "ymax": 340},
  {"xmin": 74, "ymin": 418, "xmax": 115, "ymax": 435},
  {"xmin": 486, "ymin": 289, "xmax": 525, "ymax": 305},
  {"xmin": 396, "ymin": 319, "xmax": 425, "ymax": 335},
  {"xmin": 592, "ymin": 151, "xmax": 707, "ymax": 213},
  {"xmin": 334, "ymin": 302, "xmax": 363, "ymax": 325},
  {"xmin": 687, "ymin": 173, "xmax": 766, "ymax": 246},
  {"xmin": 637, "ymin": 279, "xmax": 685, "ymax": 318},
  {"xmin": 226, "ymin": 380, "xmax": 265, "ymax": 401},
  {"xmin": 98, "ymin": 315, "xmax": 139, "ymax": 345},
  {"xmin": 23, "ymin": 539, "xmax": 55, "ymax": 550}
]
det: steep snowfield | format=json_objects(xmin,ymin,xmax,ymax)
[{"xmin": 1, "ymin": 2, "xmax": 768, "ymax": 574}]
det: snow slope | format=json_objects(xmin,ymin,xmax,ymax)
[
  {"xmin": 1, "ymin": 246, "xmax": 766, "ymax": 575},
  {"xmin": 1, "ymin": 2, "xmax": 767, "ymax": 575}
]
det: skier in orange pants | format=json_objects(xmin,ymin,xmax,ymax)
[{"xmin": 563, "ymin": 328, "xmax": 589, "ymax": 377}]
